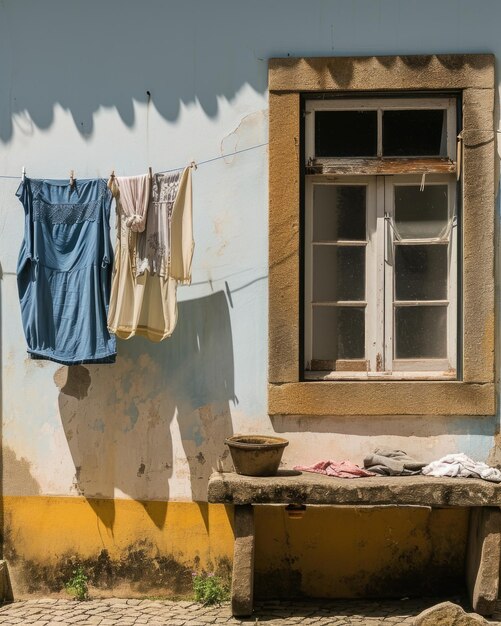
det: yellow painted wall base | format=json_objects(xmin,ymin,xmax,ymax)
[
  {"xmin": 2, "ymin": 497, "xmax": 469, "ymax": 599},
  {"xmin": 3, "ymin": 496, "xmax": 234, "ymax": 598}
]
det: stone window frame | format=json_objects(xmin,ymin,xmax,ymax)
[{"xmin": 268, "ymin": 54, "xmax": 495, "ymax": 416}]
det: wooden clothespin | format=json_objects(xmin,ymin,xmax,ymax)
[
  {"xmin": 109, "ymin": 169, "xmax": 115, "ymax": 181},
  {"xmin": 21, "ymin": 166, "xmax": 26, "ymax": 182},
  {"xmin": 148, "ymin": 166, "xmax": 153, "ymax": 181},
  {"xmin": 69, "ymin": 170, "xmax": 75, "ymax": 188}
]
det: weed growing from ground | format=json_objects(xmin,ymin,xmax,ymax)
[
  {"xmin": 192, "ymin": 571, "xmax": 229, "ymax": 605},
  {"xmin": 65, "ymin": 566, "xmax": 89, "ymax": 601}
]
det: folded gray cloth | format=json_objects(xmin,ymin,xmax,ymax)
[{"xmin": 363, "ymin": 447, "xmax": 426, "ymax": 476}]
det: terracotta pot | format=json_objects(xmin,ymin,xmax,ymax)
[{"xmin": 225, "ymin": 435, "xmax": 289, "ymax": 476}]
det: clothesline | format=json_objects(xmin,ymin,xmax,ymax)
[{"xmin": 0, "ymin": 142, "xmax": 269, "ymax": 181}]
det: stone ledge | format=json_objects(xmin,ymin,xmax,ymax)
[{"xmin": 208, "ymin": 471, "xmax": 501, "ymax": 507}]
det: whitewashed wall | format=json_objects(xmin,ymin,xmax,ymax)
[{"xmin": 0, "ymin": 0, "xmax": 499, "ymax": 502}]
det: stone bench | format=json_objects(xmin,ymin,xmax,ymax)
[{"xmin": 208, "ymin": 470, "xmax": 501, "ymax": 617}]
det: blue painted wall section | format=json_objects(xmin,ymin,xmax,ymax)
[{"xmin": 0, "ymin": 0, "xmax": 499, "ymax": 502}]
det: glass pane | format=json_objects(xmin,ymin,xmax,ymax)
[
  {"xmin": 315, "ymin": 110, "xmax": 377, "ymax": 157},
  {"xmin": 313, "ymin": 306, "xmax": 365, "ymax": 360},
  {"xmin": 395, "ymin": 306, "xmax": 447, "ymax": 359},
  {"xmin": 394, "ymin": 185, "xmax": 449, "ymax": 239},
  {"xmin": 313, "ymin": 185, "xmax": 366, "ymax": 241},
  {"xmin": 383, "ymin": 109, "xmax": 446, "ymax": 156},
  {"xmin": 313, "ymin": 246, "xmax": 365, "ymax": 302},
  {"xmin": 395, "ymin": 245, "xmax": 448, "ymax": 301}
]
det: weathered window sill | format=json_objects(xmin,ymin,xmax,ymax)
[{"xmin": 268, "ymin": 381, "xmax": 496, "ymax": 417}]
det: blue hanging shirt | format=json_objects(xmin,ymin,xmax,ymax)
[{"xmin": 16, "ymin": 177, "xmax": 117, "ymax": 365}]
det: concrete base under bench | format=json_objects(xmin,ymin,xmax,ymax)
[{"xmin": 208, "ymin": 471, "xmax": 501, "ymax": 617}]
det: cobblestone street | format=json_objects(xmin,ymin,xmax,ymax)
[{"xmin": 0, "ymin": 598, "xmax": 500, "ymax": 626}]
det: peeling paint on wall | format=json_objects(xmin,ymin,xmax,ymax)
[
  {"xmin": 220, "ymin": 110, "xmax": 267, "ymax": 164},
  {"xmin": 136, "ymin": 463, "xmax": 146, "ymax": 478}
]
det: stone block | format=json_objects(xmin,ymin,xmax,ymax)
[
  {"xmin": 413, "ymin": 601, "xmax": 487, "ymax": 625},
  {"xmin": 231, "ymin": 505, "xmax": 255, "ymax": 617},
  {"xmin": 0, "ymin": 560, "xmax": 13, "ymax": 601},
  {"xmin": 466, "ymin": 507, "xmax": 501, "ymax": 616}
]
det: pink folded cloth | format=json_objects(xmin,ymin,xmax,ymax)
[{"xmin": 294, "ymin": 460, "xmax": 376, "ymax": 478}]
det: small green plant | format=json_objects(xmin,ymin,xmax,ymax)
[
  {"xmin": 65, "ymin": 565, "xmax": 89, "ymax": 601},
  {"xmin": 192, "ymin": 571, "xmax": 229, "ymax": 605}
]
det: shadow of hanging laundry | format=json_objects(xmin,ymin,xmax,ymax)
[{"xmin": 56, "ymin": 290, "xmax": 235, "ymax": 530}]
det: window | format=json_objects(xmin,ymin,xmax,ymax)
[
  {"xmin": 304, "ymin": 98, "xmax": 458, "ymax": 380},
  {"xmin": 268, "ymin": 55, "xmax": 495, "ymax": 416}
]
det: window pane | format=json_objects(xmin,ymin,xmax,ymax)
[
  {"xmin": 315, "ymin": 110, "xmax": 377, "ymax": 157},
  {"xmin": 383, "ymin": 109, "xmax": 446, "ymax": 156},
  {"xmin": 394, "ymin": 185, "xmax": 449, "ymax": 239},
  {"xmin": 395, "ymin": 306, "xmax": 447, "ymax": 359},
  {"xmin": 313, "ymin": 246, "xmax": 365, "ymax": 302},
  {"xmin": 395, "ymin": 244, "xmax": 448, "ymax": 301},
  {"xmin": 313, "ymin": 306, "xmax": 365, "ymax": 360},
  {"xmin": 313, "ymin": 185, "xmax": 366, "ymax": 241}
]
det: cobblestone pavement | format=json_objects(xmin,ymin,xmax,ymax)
[{"xmin": 0, "ymin": 598, "xmax": 500, "ymax": 626}]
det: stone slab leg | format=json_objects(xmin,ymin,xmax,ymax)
[
  {"xmin": 231, "ymin": 504, "xmax": 255, "ymax": 617},
  {"xmin": 0, "ymin": 561, "xmax": 13, "ymax": 601},
  {"xmin": 466, "ymin": 506, "xmax": 501, "ymax": 616}
]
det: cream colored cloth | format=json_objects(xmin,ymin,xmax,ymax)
[
  {"xmin": 108, "ymin": 174, "xmax": 150, "ymax": 233},
  {"xmin": 107, "ymin": 167, "xmax": 193, "ymax": 342}
]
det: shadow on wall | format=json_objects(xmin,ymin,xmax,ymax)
[
  {"xmin": 55, "ymin": 291, "xmax": 236, "ymax": 529},
  {"xmin": 0, "ymin": 0, "xmax": 496, "ymax": 143},
  {"xmin": 0, "ymin": 0, "xmax": 273, "ymax": 142}
]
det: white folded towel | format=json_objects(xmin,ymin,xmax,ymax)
[{"xmin": 422, "ymin": 453, "xmax": 501, "ymax": 483}]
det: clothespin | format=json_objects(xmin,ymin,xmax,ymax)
[
  {"xmin": 107, "ymin": 170, "xmax": 118, "ymax": 198},
  {"xmin": 69, "ymin": 170, "xmax": 75, "ymax": 188},
  {"xmin": 419, "ymin": 172, "xmax": 426, "ymax": 192},
  {"xmin": 107, "ymin": 169, "xmax": 116, "ymax": 193},
  {"xmin": 148, "ymin": 166, "xmax": 153, "ymax": 181},
  {"xmin": 190, "ymin": 160, "xmax": 197, "ymax": 170},
  {"xmin": 21, "ymin": 166, "xmax": 26, "ymax": 182}
]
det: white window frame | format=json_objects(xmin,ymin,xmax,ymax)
[
  {"xmin": 304, "ymin": 177, "xmax": 381, "ymax": 375},
  {"xmin": 304, "ymin": 96, "xmax": 458, "ymax": 381},
  {"xmin": 305, "ymin": 97, "xmax": 457, "ymax": 162},
  {"xmin": 384, "ymin": 175, "xmax": 457, "ymax": 376}
]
